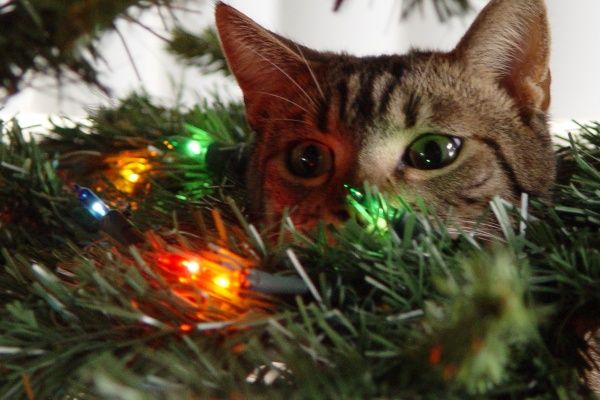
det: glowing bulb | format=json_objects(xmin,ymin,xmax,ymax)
[
  {"xmin": 344, "ymin": 184, "xmax": 364, "ymax": 200},
  {"xmin": 186, "ymin": 140, "xmax": 202, "ymax": 156},
  {"xmin": 75, "ymin": 186, "xmax": 111, "ymax": 220},
  {"xmin": 213, "ymin": 275, "xmax": 231, "ymax": 289},
  {"xmin": 91, "ymin": 201, "xmax": 108, "ymax": 218},
  {"xmin": 183, "ymin": 260, "xmax": 200, "ymax": 274},
  {"xmin": 376, "ymin": 217, "xmax": 388, "ymax": 230},
  {"xmin": 126, "ymin": 172, "xmax": 140, "ymax": 183},
  {"xmin": 112, "ymin": 158, "xmax": 151, "ymax": 193}
]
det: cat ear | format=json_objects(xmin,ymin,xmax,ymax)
[
  {"xmin": 215, "ymin": 2, "xmax": 322, "ymax": 106},
  {"xmin": 454, "ymin": 0, "xmax": 551, "ymax": 112}
]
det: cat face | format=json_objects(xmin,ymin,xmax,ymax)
[{"xmin": 215, "ymin": 0, "xmax": 556, "ymax": 233}]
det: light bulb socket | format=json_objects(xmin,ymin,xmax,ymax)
[
  {"xmin": 205, "ymin": 143, "xmax": 248, "ymax": 179},
  {"xmin": 246, "ymin": 269, "xmax": 308, "ymax": 295},
  {"xmin": 99, "ymin": 210, "xmax": 145, "ymax": 246}
]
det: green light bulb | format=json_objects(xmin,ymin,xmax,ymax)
[
  {"xmin": 186, "ymin": 140, "xmax": 202, "ymax": 156},
  {"xmin": 345, "ymin": 184, "xmax": 364, "ymax": 201},
  {"xmin": 345, "ymin": 184, "xmax": 409, "ymax": 233},
  {"xmin": 185, "ymin": 124, "xmax": 213, "ymax": 144}
]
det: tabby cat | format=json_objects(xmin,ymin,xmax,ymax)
[
  {"xmin": 215, "ymin": 0, "xmax": 600, "ymax": 391},
  {"xmin": 215, "ymin": 0, "xmax": 555, "ymax": 234}
]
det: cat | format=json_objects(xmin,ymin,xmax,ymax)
[
  {"xmin": 214, "ymin": 0, "xmax": 555, "ymax": 236},
  {"xmin": 215, "ymin": 0, "xmax": 600, "ymax": 391}
]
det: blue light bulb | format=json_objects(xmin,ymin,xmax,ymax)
[{"xmin": 75, "ymin": 185, "xmax": 110, "ymax": 220}]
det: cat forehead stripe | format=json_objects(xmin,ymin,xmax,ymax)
[
  {"xmin": 336, "ymin": 80, "xmax": 348, "ymax": 120},
  {"xmin": 353, "ymin": 69, "xmax": 378, "ymax": 121},
  {"xmin": 403, "ymin": 92, "xmax": 421, "ymax": 129},
  {"xmin": 315, "ymin": 98, "xmax": 330, "ymax": 133},
  {"xmin": 335, "ymin": 57, "xmax": 407, "ymax": 125},
  {"xmin": 374, "ymin": 73, "xmax": 398, "ymax": 115}
]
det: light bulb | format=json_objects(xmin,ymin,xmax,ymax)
[
  {"xmin": 186, "ymin": 140, "xmax": 202, "ymax": 156},
  {"xmin": 183, "ymin": 260, "xmax": 200, "ymax": 274},
  {"xmin": 75, "ymin": 186, "xmax": 110, "ymax": 220},
  {"xmin": 213, "ymin": 275, "xmax": 231, "ymax": 289},
  {"xmin": 126, "ymin": 172, "xmax": 140, "ymax": 183}
]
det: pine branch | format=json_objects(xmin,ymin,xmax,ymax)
[
  {"xmin": 166, "ymin": 27, "xmax": 230, "ymax": 75},
  {"xmin": 334, "ymin": 0, "xmax": 473, "ymax": 20},
  {"xmin": 0, "ymin": 119, "xmax": 98, "ymax": 265},
  {"xmin": 43, "ymin": 94, "xmax": 248, "ymax": 154},
  {"xmin": 1, "ymin": 96, "xmax": 600, "ymax": 398},
  {"xmin": 0, "ymin": 0, "xmax": 174, "ymax": 99}
]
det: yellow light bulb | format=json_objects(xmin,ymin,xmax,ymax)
[{"xmin": 213, "ymin": 275, "xmax": 231, "ymax": 289}]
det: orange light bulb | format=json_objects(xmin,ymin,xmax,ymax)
[{"xmin": 126, "ymin": 172, "xmax": 140, "ymax": 183}]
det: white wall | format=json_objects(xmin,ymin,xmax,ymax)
[{"xmin": 2, "ymin": 0, "xmax": 599, "ymax": 126}]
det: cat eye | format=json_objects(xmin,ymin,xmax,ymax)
[
  {"xmin": 286, "ymin": 141, "xmax": 333, "ymax": 179},
  {"xmin": 404, "ymin": 134, "xmax": 463, "ymax": 170}
]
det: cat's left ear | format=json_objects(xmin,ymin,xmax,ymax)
[
  {"xmin": 454, "ymin": 0, "xmax": 551, "ymax": 112},
  {"xmin": 215, "ymin": 2, "xmax": 324, "ymax": 127}
]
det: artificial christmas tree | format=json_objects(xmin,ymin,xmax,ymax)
[{"xmin": 1, "ymin": 1, "xmax": 599, "ymax": 398}]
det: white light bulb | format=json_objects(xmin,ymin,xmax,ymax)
[{"xmin": 91, "ymin": 201, "xmax": 108, "ymax": 217}]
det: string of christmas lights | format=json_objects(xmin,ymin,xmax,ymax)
[
  {"xmin": 62, "ymin": 123, "xmax": 247, "ymax": 210},
  {"xmin": 70, "ymin": 132, "xmax": 418, "ymax": 331},
  {"xmin": 75, "ymin": 185, "xmax": 308, "ymax": 309}
]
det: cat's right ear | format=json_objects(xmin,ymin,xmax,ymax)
[{"xmin": 215, "ymin": 2, "xmax": 320, "ymax": 122}]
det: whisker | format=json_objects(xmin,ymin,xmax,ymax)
[
  {"xmin": 467, "ymin": 227, "xmax": 502, "ymax": 240},
  {"xmin": 452, "ymin": 227, "xmax": 502, "ymax": 240},
  {"xmin": 254, "ymin": 91, "xmax": 311, "ymax": 114},
  {"xmin": 446, "ymin": 227, "xmax": 503, "ymax": 243},
  {"xmin": 453, "ymin": 222, "xmax": 503, "ymax": 232},
  {"xmin": 246, "ymin": 46, "xmax": 318, "ymax": 110},
  {"xmin": 445, "ymin": 219, "xmax": 503, "ymax": 236},
  {"xmin": 294, "ymin": 43, "xmax": 325, "ymax": 101},
  {"xmin": 446, "ymin": 217, "xmax": 502, "ymax": 231},
  {"xmin": 411, "ymin": 213, "xmax": 502, "ymax": 242},
  {"xmin": 266, "ymin": 118, "xmax": 312, "ymax": 126}
]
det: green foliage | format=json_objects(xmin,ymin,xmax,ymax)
[
  {"xmin": 424, "ymin": 251, "xmax": 535, "ymax": 393},
  {"xmin": 334, "ymin": 0, "xmax": 472, "ymax": 20},
  {"xmin": 0, "ymin": 120, "xmax": 95, "ymax": 264},
  {"xmin": 1, "ymin": 96, "xmax": 599, "ymax": 399},
  {"xmin": 44, "ymin": 93, "xmax": 248, "ymax": 152},
  {"xmin": 0, "ymin": 0, "xmax": 175, "ymax": 98},
  {"xmin": 402, "ymin": 0, "xmax": 472, "ymax": 20},
  {"xmin": 167, "ymin": 27, "xmax": 230, "ymax": 75}
]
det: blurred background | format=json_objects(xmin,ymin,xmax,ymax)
[{"xmin": 2, "ymin": 0, "xmax": 599, "ymax": 130}]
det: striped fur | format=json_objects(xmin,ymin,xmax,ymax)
[
  {"xmin": 216, "ymin": 3, "xmax": 600, "ymax": 391},
  {"xmin": 216, "ymin": 0, "xmax": 555, "ymax": 234}
]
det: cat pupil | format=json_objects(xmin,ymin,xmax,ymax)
[
  {"xmin": 286, "ymin": 141, "xmax": 333, "ymax": 178},
  {"xmin": 423, "ymin": 141, "xmax": 442, "ymax": 166},
  {"xmin": 301, "ymin": 145, "xmax": 320, "ymax": 171}
]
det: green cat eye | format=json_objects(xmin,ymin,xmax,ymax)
[
  {"xmin": 404, "ymin": 134, "xmax": 463, "ymax": 170},
  {"xmin": 286, "ymin": 141, "xmax": 333, "ymax": 179}
]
